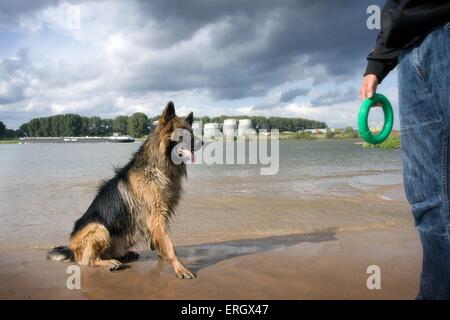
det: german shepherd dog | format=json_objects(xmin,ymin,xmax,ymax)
[{"xmin": 48, "ymin": 102, "xmax": 198, "ymax": 279}]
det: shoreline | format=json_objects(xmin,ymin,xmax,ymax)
[
  {"xmin": 0, "ymin": 139, "xmax": 20, "ymax": 144},
  {"xmin": 0, "ymin": 136, "xmax": 371, "ymax": 147},
  {"xmin": 1, "ymin": 135, "xmax": 398, "ymax": 148}
]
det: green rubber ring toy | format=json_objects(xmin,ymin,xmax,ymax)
[{"xmin": 358, "ymin": 93, "xmax": 394, "ymax": 145}]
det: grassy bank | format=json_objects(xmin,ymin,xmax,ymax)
[
  {"xmin": 0, "ymin": 138, "xmax": 20, "ymax": 144},
  {"xmin": 279, "ymin": 131, "xmax": 359, "ymax": 140},
  {"xmin": 279, "ymin": 130, "xmax": 400, "ymax": 150},
  {"xmin": 362, "ymin": 132, "xmax": 400, "ymax": 149},
  {"xmin": 279, "ymin": 132, "xmax": 317, "ymax": 140}
]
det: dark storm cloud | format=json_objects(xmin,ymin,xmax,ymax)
[
  {"xmin": 250, "ymin": 86, "xmax": 310, "ymax": 111},
  {"xmin": 137, "ymin": 0, "xmax": 268, "ymax": 47},
  {"xmin": 128, "ymin": 0, "xmax": 385, "ymax": 99},
  {"xmin": 310, "ymin": 86, "xmax": 358, "ymax": 107},
  {"xmin": 279, "ymin": 87, "xmax": 310, "ymax": 102}
]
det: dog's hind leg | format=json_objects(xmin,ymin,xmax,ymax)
[
  {"xmin": 70, "ymin": 223, "xmax": 123, "ymax": 271},
  {"xmin": 148, "ymin": 215, "xmax": 195, "ymax": 279},
  {"xmin": 118, "ymin": 251, "xmax": 140, "ymax": 262}
]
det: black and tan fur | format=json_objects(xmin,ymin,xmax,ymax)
[{"xmin": 48, "ymin": 102, "xmax": 197, "ymax": 279}]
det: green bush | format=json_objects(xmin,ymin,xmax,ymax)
[
  {"xmin": 342, "ymin": 127, "xmax": 359, "ymax": 138},
  {"xmin": 362, "ymin": 133, "xmax": 400, "ymax": 149},
  {"xmin": 293, "ymin": 132, "xmax": 315, "ymax": 140},
  {"xmin": 325, "ymin": 129, "xmax": 335, "ymax": 139}
]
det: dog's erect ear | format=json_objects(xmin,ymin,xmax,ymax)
[
  {"xmin": 160, "ymin": 101, "xmax": 176, "ymax": 124},
  {"xmin": 185, "ymin": 112, "xmax": 193, "ymax": 126}
]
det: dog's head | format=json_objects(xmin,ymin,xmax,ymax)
[{"xmin": 157, "ymin": 101, "xmax": 202, "ymax": 164}]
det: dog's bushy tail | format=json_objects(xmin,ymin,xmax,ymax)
[{"xmin": 47, "ymin": 245, "xmax": 74, "ymax": 262}]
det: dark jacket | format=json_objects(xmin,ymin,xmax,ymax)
[{"xmin": 365, "ymin": 0, "xmax": 450, "ymax": 83}]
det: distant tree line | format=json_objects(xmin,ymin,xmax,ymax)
[
  {"xmin": 196, "ymin": 115, "xmax": 327, "ymax": 132},
  {"xmin": 17, "ymin": 113, "xmax": 151, "ymax": 138},
  {"xmin": 1, "ymin": 113, "xmax": 327, "ymax": 139}
]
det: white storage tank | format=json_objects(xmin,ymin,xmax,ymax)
[
  {"xmin": 238, "ymin": 119, "xmax": 252, "ymax": 136},
  {"xmin": 204, "ymin": 123, "xmax": 221, "ymax": 139},
  {"xmin": 223, "ymin": 119, "xmax": 237, "ymax": 137}
]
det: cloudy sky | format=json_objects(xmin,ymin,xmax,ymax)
[{"xmin": 0, "ymin": 0, "xmax": 398, "ymax": 130}]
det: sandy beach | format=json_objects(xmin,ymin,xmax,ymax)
[{"xmin": 0, "ymin": 185, "xmax": 421, "ymax": 300}]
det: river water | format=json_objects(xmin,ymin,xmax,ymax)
[{"xmin": 0, "ymin": 139, "xmax": 404, "ymax": 250}]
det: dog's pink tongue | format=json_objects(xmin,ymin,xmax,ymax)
[{"xmin": 181, "ymin": 149, "xmax": 195, "ymax": 163}]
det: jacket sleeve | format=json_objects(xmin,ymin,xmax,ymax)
[{"xmin": 364, "ymin": 1, "xmax": 401, "ymax": 83}]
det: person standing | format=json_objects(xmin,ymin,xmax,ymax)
[{"xmin": 360, "ymin": 0, "xmax": 450, "ymax": 299}]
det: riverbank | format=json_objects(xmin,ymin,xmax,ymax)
[
  {"xmin": 2, "ymin": 132, "xmax": 399, "ymax": 149},
  {"xmin": 0, "ymin": 138, "xmax": 19, "ymax": 144},
  {"xmin": 279, "ymin": 132, "xmax": 400, "ymax": 150},
  {"xmin": 362, "ymin": 132, "xmax": 401, "ymax": 149},
  {"xmin": 279, "ymin": 131, "xmax": 358, "ymax": 140}
]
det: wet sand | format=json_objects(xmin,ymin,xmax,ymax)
[{"xmin": 0, "ymin": 185, "xmax": 421, "ymax": 300}]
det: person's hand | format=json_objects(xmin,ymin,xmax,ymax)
[{"xmin": 360, "ymin": 74, "xmax": 378, "ymax": 100}]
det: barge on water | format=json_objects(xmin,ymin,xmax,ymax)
[{"xmin": 20, "ymin": 135, "xmax": 136, "ymax": 143}]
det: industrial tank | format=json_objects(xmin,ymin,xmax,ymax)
[
  {"xmin": 204, "ymin": 123, "xmax": 221, "ymax": 139},
  {"xmin": 223, "ymin": 119, "xmax": 237, "ymax": 137},
  {"xmin": 238, "ymin": 119, "xmax": 252, "ymax": 136}
]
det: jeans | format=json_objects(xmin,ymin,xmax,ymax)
[{"xmin": 398, "ymin": 22, "xmax": 450, "ymax": 299}]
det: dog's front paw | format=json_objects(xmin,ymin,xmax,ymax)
[
  {"xmin": 174, "ymin": 263, "xmax": 195, "ymax": 279},
  {"xmin": 106, "ymin": 259, "xmax": 125, "ymax": 271}
]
